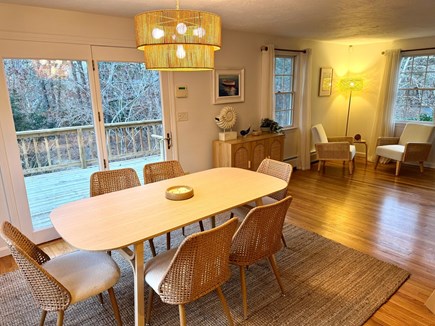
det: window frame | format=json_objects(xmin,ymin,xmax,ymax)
[
  {"xmin": 273, "ymin": 53, "xmax": 296, "ymax": 129},
  {"xmin": 394, "ymin": 52, "xmax": 435, "ymax": 123}
]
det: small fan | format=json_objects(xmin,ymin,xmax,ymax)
[{"xmin": 215, "ymin": 106, "xmax": 237, "ymax": 141}]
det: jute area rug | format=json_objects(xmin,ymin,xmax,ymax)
[{"xmin": 0, "ymin": 218, "xmax": 409, "ymax": 326}]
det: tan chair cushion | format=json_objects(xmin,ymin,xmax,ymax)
[
  {"xmin": 144, "ymin": 248, "xmax": 177, "ymax": 294},
  {"xmin": 376, "ymin": 144, "xmax": 405, "ymax": 161},
  {"xmin": 43, "ymin": 251, "xmax": 120, "ymax": 304}
]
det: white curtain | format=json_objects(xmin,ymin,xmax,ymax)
[
  {"xmin": 368, "ymin": 49, "xmax": 401, "ymax": 161},
  {"xmin": 295, "ymin": 49, "xmax": 312, "ymax": 170},
  {"xmin": 260, "ymin": 45, "xmax": 274, "ymax": 119}
]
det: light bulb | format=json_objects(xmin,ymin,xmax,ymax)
[
  {"xmin": 176, "ymin": 23, "xmax": 187, "ymax": 35},
  {"xmin": 193, "ymin": 27, "xmax": 206, "ymax": 37},
  {"xmin": 152, "ymin": 28, "xmax": 164, "ymax": 39},
  {"xmin": 176, "ymin": 45, "xmax": 186, "ymax": 59}
]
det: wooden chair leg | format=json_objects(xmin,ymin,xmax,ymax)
[
  {"xmin": 374, "ymin": 155, "xmax": 380, "ymax": 169},
  {"xmin": 146, "ymin": 288, "xmax": 154, "ymax": 325},
  {"xmin": 108, "ymin": 288, "xmax": 122, "ymax": 326},
  {"xmin": 182, "ymin": 227, "xmax": 186, "ymax": 236},
  {"xmin": 239, "ymin": 266, "xmax": 248, "ymax": 320},
  {"xmin": 178, "ymin": 304, "xmax": 187, "ymax": 326},
  {"xmin": 199, "ymin": 220, "xmax": 205, "ymax": 232},
  {"xmin": 395, "ymin": 161, "xmax": 401, "ymax": 176},
  {"xmin": 268, "ymin": 255, "xmax": 285, "ymax": 294},
  {"xmin": 216, "ymin": 286, "xmax": 234, "ymax": 326},
  {"xmin": 211, "ymin": 215, "xmax": 216, "ymax": 228},
  {"xmin": 419, "ymin": 161, "xmax": 425, "ymax": 173},
  {"xmin": 281, "ymin": 233, "xmax": 288, "ymax": 248},
  {"xmin": 39, "ymin": 310, "xmax": 47, "ymax": 326},
  {"xmin": 166, "ymin": 232, "xmax": 171, "ymax": 250},
  {"xmin": 317, "ymin": 161, "xmax": 322, "ymax": 172},
  {"xmin": 56, "ymin": 310, "xmax": 64, "ymax": 326},
  {"xmin": 98, "ymin": 293, "xmax": 104, "ymax": 304},
  {"xmin": 349, "ymin": 159, "xmax": 353, "ymax": 174},
  {"xmin": 148, "ymin": 239, "xmax": 157, "ymax": 257}
]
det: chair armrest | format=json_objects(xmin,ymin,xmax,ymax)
[
  {"xmin": 328, "ymin": 136, "xmax": 354, "ymax": 144},
  {"xmin": 403, "ymin": 143, "xmax": 433, "ymax": 162},
  {"xmin": 376, "ymin": 137, "xmax": 400, "ymax": 146},
  {"xmin": 315, "ymin": 142, "xmax": 351, "ymax": 160}
]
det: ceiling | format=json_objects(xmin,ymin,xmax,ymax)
[{"xmin": 3, "ymin": 0, "xmax": 435, "ymax": 44}]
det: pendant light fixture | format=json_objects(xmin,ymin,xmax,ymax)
[{"xmin": 134, "ymin": 0, "xmax": 221, "ymax": 71}]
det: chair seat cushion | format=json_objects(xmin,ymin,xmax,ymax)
[
  {"xmin": 43, "ymin": 251, "xmax": 120, "ymax": 304},
  {"xmin": 144, "ymin": 248, "xmax": 177, "ymax": 294},
  {"xmin": 376, "ymin": 144, "xmax": 405, "ymax": 161},
  {"xmin": 350, "ymin": 145, "xmax": 356, "ymax": 159}
]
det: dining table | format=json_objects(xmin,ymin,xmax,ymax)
[{"xmin": 50, "ymin": 167, "xmax": 288, "ymax": 326}]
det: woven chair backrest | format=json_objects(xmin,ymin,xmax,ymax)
[
  {"xmin": 230, "ymin": 196, "xmax": 293, "ymax": 266},
  {"xmin": 143, "ymin": 160, "xmax": 185, "ymax": 184},
  {"xmin": 257, "ymin": 158, "xmax": 293, "ymax": 200},
  {"xmin": 0, "ymin": 221, "xmax": 71, "ymax": 310},
  {"xmin": 158, "ymin": 218, "xmax": 238, "ymax": 305},
  {"xmin": 90, "ymin": 167, "xmax": 141, "ymax": 197}
]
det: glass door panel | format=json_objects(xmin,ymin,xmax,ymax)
[
  {"xmin": 3, "ymin": 58, "xmax": 98, "ymax": 231},
  {"xmin": 93, "ymin": 46, "xmax": 169, "ymax": 182}
]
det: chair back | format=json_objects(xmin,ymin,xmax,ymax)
[
  {"xmin": 311, "ymin": 124, "xmax": 329, "ymax": 144},
  {"xmin": 399, "ymin": 123, "xmax": 434, "ymax": 145},
  {"xmin": 157, "ymin": 218, "xmax": 238, "ymax": 305},
  {"xmin": 0, "ymin": 221, "xmax": 71, "ymax": 310},
  {"xmin": 257, "ymin": 158, "xmax": 293, "ymax": 200},
  {"xmin": 230, "ymin": 196, "xmax": 293, "ymax": 265},
  {"xmin": 143, "ymin": 160, "xmax": 185, "ymax": 184},
  {"xmin": 90, "ymin": 167, "xmax": 140, "ymax": 197}
]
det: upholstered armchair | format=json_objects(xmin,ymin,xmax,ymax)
[
  {"xmin": 311, "ymin": 124, "xmax": 356, "ymax": 174},
  {"xmin": 374, "ymin": 123, "xmax": 434, "ymax": 176}
]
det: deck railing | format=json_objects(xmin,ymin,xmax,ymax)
[{"xmin": 16, "ymin": 120, "xmax": 163, "ymax": 176}]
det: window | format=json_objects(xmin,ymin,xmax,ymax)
[
  {"xmin": 394, "ymin": 54, "xmax": 435, "ymax": 122},
  {"xmin": 274, "ymin": 55, "xmax": 295, "ymax": 128}
]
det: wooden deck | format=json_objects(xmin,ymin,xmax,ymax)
[{"xmin": 25, "ymin": 155, "xmax": 161, "ymax": 230}]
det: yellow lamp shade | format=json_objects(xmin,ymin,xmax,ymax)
[
  {"xmin": 339, "ymin": 78, "xmax": 364, "ymax": 92},
  {"xmin": 135, "ymin": 9, "xmax": 221, "ymax": 71}
]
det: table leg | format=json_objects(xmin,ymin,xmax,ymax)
[
  {"xmin": 134, "ymin": 242, "xmax": 145, "ymax": 326},
  {"xmin": 255, "ymin": 198, "xmax": 264, "ymax": 206}
]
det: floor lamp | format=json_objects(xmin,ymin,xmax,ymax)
[{"xmin": 339, "ymin": 78, "xmax": 363, "ymax": 136}]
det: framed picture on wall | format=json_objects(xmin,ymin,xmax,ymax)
[
  {"xmin": 318, "ymin": 67, "xmax": 333, "ymax": 96},
  {"xmin": 213, "ymin": 68, "xmax": 245, "ymax": 104}
]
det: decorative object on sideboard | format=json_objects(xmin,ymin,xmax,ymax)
[
  {"xmin": 215, "ymin": 106, "xmax": 237, "ymax": 141},
  {"xmin": 354, "ymin": 133, "xmax": 361, "ymax": 141},
  {"xmin": 240, "ymin": 126, "xmax": 251, "ymax": 137},
  {"xmin": 134, "ymin": 0, "xmax": 221, "ymax": 71},
  {"xmin": 260, "ymin": 118, "xmax": 282, "ymax": 133},
  {"xmin": 339, "ymin": 77, "xmax": 363, "ymax": 136}
]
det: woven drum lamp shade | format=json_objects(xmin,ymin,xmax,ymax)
[{"xmin": 134, "ymin": 9, "xmax": 221, "ymax": 71}]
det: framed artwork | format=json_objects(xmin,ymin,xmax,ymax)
[
  {"xmin": 213, "ymin": 68, "xmax": 245, "ymax": 104},
  {"xmin": 318, "ymin": 67, "xmax": 333, "ymax": 97}
]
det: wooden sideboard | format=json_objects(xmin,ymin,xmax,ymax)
[{"xmin": 212, "ymin": 133, "xmax": 285, "ymax": 170}]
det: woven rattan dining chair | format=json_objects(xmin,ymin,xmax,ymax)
[
  {"xmin": 231, "ymin": 158, "xmax": 293, "ymax": 247},
  {"xmin": 144, "ymin": 217, "xmax": 238, "ymax": 326},
  {"xmin": 0, "ymin": 221, "xmax": 122, "ymax": 326},
  {"xmin": 230, "ymin": 196, "xmax": 293, "ymax": 320},
  {"xmin": 143, "ymin": 160, "xmax": 205, "ymax": 249},
  {"xmin": 90, "ymin": 167, "xmax": 157, "ymax": 257}
]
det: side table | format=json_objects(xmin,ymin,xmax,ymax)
[{"xmin": 354, "ymin": 140, "xmax": 368, "ymax": 164}]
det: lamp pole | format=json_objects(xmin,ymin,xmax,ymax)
[{"xmin": 345, "ymin": 89, "xmax": 353, "ymax": 136}]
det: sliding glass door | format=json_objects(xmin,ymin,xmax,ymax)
[{"xmin": 0, "ymin": 41, "xmax": 172, "ymax": 244}]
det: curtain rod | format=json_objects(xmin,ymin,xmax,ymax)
[
  {"xmin": 382, "ymin": 46, "xmax": 435, "ymax": 55},
  {"xmin": 261, "ymin": 45, "xmax": 306, "ymax": 53},
  {"xmin": 401, "ymin": 47, "xmax": 435, "ymax": 53}
]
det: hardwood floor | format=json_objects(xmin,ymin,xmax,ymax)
[{"xmin": 1, "ymin": 158, "xmax": 434, "ymax": 325}]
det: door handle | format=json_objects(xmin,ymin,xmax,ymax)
[{"xmin": 164, "ymin": 132, "xmax": 172, "ymax": 150}]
